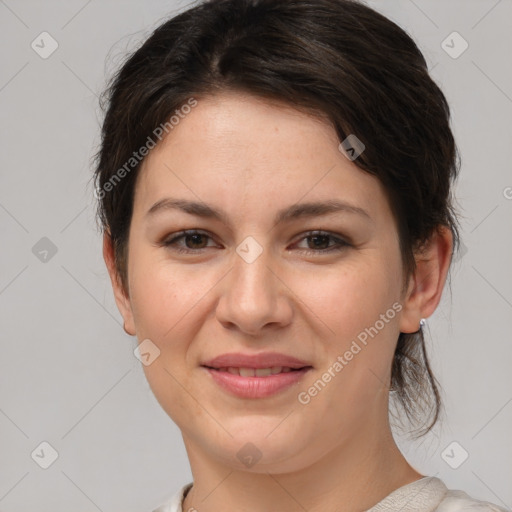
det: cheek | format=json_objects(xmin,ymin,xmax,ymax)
[
  {"xmin": 127, "ymin": 258, "xmax": 211, "ymax": 426},
  {"xmin": 294, "ymin": 255, "xmax": 401, "ymax": 397},
  {"xmin": 293, "ymin": 256, "xmax": 400, "ymax": 336},
  {"xmin": 127, "ymin": 243, "xmax": 196, "ymax": 339}
]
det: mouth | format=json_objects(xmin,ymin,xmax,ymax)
[
  {"xmin": 202, "ymin": 365, "xmax": 310, "ymax": 377},
  {"xmin": 201, "ymin": 365, "xmax": 313, "ymax": 398}
]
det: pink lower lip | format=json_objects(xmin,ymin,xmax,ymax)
[{"xmin": 203, "ymin": 367, "xmax": 312, "ymax": 399}]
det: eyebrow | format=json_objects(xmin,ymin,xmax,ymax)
[{"xmin": 145, "ymin": 198, "xmax": 372, "ymax": 225}]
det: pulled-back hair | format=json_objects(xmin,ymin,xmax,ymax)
[{"xmin": 93, "ymin": 0, "xmax": 461, "ymax": 436}]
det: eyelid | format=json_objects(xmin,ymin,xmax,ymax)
[
  {"xmin": 161, "ymin": 229, "xmax": 350, "ymax": 255},
  {"xmin": 291, "ymin": 230, "xmax": 351, "ymax": 253},
  {"xmin": 162, "ymin": 229, "xmax": 220, "ymax": 250}
]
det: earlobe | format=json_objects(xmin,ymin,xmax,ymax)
[
  {"xmin": 102, "ymin": 232, "xmax": 136, "ymax": 336},
  {"xmin": 399, "ymin": 226, "xmax": 453, "ymax": 334}
]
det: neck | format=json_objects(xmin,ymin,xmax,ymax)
[{"xmin": 181, "ymin": 422, "xmax": 422, "ymax": 512}]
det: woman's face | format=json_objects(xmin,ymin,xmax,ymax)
[{"xmin": 111, "ymin": 92, "xmax": 420, "ymax": 472}]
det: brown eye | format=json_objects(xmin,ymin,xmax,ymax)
[
  {"xmin": 295, "ymin": 231, "xmax": 350, "ymax": 255},
  {"xmin": 162, "ymin": 230, "xmax": 217, "ymax": 253},
  {"xmin": 306, "ymin": 234, "xmax": 331, "ymax": 250},
  {"xmin": 182, "ymin": 233, "xmax": 209, "ymax": 249}
]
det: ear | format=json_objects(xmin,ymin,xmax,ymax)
[
  {"xmin": 103, "ymin": 232, "xmax": 136, "ymax": 336},
  {"xmin": 399, "ymin": 226, "xmax": 453, "ymax": 334}
]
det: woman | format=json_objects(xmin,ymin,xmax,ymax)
[{"xmin": 94, "ymin": 0, "xmax": 509, "ymax": 510}]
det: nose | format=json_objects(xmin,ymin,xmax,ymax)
[{"xmin": 215, "ymin": 244, "xmax": 293, "ymax": 335}]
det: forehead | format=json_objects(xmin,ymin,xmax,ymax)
[
  {"xmin": 133, "ymin": 92, "xmax": 391, "ymax": 225},
  {"xmin": 154, "ymin": 92, "xmax": 339, "ymax": 172}
]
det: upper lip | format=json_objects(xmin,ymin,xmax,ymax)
[{"xmin": 202, "ymin": 352, "xmax": 312, "ymax": 369}]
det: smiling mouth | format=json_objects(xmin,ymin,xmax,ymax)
[
  {"xmin": 203, "ymin": 366, "xmax": 310, "ymax": 377},
  {"xmin": 202, "ymin": 365, "xmax": 313, "ymax": 398}
]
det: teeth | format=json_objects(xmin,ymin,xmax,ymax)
[
  {"xmin": 255, "ymin": 368, "xmax": 272, "ymax": 377},
  {"xmin": 239, "ymin": 367, "xmax": 255, "ymax": 377},
  {"xmin": 216, "ymin": 366, "xmax": 297, "ymax": 376}
]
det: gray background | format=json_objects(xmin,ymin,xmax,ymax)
[{"xmin": 1, "ymin": 0, "xmax": 511, "ymax": 511}]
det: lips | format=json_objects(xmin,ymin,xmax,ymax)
[
  {"xmin": 201, "ymin": 351, "xmax": 311, "ymax": 371},
  {"xmin": 201, "ymin": 352, "xmax": 313, "ymax": 398},
  {"xmin": 214, "ymin": 366, "xmax": 297, "ymax": 377}
]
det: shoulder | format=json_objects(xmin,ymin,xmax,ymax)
[
  {"xmin": 435, "ymin": 489, "xmax": 510, "ymax": 512},
  {"xmin": 366, "ymin": 476, "xmax": 509, "ymax": 512}
]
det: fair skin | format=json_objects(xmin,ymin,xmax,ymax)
[{"xmin": 104, "ymin": 92, "xmax": 452, "ymax": 512}]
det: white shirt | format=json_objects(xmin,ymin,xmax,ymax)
[{"xmin": 152, "ymin": 476, "xmax": 510, "ymax": 512}]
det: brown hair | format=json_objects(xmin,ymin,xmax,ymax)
[{"xmin": 93, "ymin": 0, "xmax": 461, "ymax": 436}]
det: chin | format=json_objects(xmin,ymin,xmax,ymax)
[{"xmin": 207, "ymin": 425, "xmax": 311, "ymax": 471}]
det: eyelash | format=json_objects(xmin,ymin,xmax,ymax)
[{"xmin": 161, "ymin": 229, "xmax": 350, "ymax": 255}]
